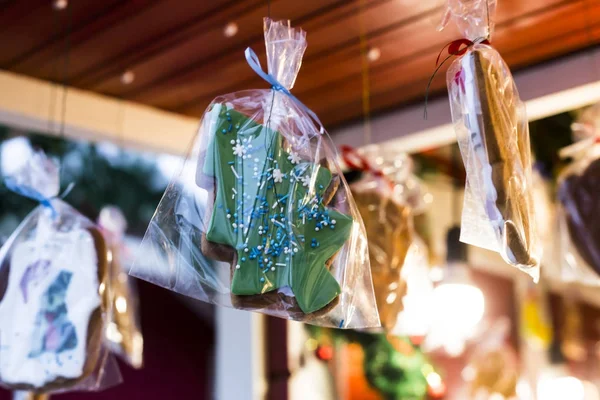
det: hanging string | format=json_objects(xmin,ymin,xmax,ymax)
[
  {"xmin": 47, "ymin": 7, "xmax": 61, "ymax": 135},
  {"xmin": 58, "ymin": 3, "xmax": 72, "ymax": 141},
  {"xmin": 581, "ymin": 0, "xmax": 600, "ymax": 82},
  {"xmin": 358, "ymin": 0, "xmax": 372, "ymax": 147}
]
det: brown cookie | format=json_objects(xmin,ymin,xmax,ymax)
[
  {"xmin": 352, "ymin": 187, "xmax": 412, "ymax": 331},
  {"xmin": 468, "ymin": 49, "xmax": 536, "ymax": 267},
  {"xmin": 559, "ymin": 158, "xmax": 600, "ymax": 276}
]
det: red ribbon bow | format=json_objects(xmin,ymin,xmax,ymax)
[
  {"xmin": 340, "ymin": 145, "xmax": 395, "ymax": 189},
  {"xmin": 435, "ymin": 38, "xmax": 491, "ymax": 67},
  {"xmin": 424, "ymin": 38, "xmax": 491, "ymax": 119}
]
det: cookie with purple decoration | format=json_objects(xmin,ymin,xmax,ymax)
[
  {"xmin": 0, "ymin": 224, "xmax": 108, "ymax": 393},
  {"xmin": 199, "ymin": 104, "xmax": 353, "ymax": 316}
]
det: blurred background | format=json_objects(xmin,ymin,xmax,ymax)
[{"xmin": 2, "ymin": 0, "xmax": 600, "ymax": 399}]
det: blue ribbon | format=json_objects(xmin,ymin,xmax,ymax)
[
  {"xmin": 244, "ymin": 47, "xmax": 325, "ymax": 134},
  {"xmin": 5, "ymin": 177, "xmax": 59, "ymax": 217}
]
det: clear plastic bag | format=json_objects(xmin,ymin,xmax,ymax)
[
  {"xmin": 98, "ymin": 206, "xmax": 143, "ymax": 368},
  {"xmin": 0, "ymin": 151, "xmax": 121, "ymax": 393},
  {"xmin": 342, "ymin": 147, "xmax": 427, "ymax": 332},
  {"xmin": 351, "ymin": 174, "xmax": 411, "ymax": 332},
  {"xmin": 130, "ymin": 18, "xmax": 379, "ymax": 329},
  {"xmin": 556, "ymin": 111, "xmax": 600, "ymax": 284},
  {"xmin": 441, "ymin": 0, "xmax": 540, "ymax": 280}
]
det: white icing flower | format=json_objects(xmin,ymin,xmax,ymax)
[
  {"xmin": 272, "ymin": 169, "xmax": 284, "ymax": 183},
  {"xmin": 233, "ymin": 143, "xmax": 246, "ymax": 157},
  {"xmin": 288, "ymin": 152, "xmax": 301, "ymax": 164},
  {"xmin": 300, "ymin": 175, "xmax": 311, "ymax": 187}
]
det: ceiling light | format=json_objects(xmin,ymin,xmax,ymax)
[
  {"xmin": 121, "ymin": 70, "xmax": 135, "ymax": 85},
  {"xmin": 423, "ymin": 227, "xmax": 485, "ymax": 357},
  {"xmin": 53, "ymin": 0, "xmax": 68, "ymax": 10},
  {"xmin": 224, "ymin": 22, "xmax": 239, "ymax": 38},
  {"xmin": 367, "ymin": 47, "xmax": 381, "ymax": 62}
]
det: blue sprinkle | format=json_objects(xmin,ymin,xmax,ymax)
[{"xmin": 260, "ymin": 277, "xmax": 265, "ymax": 282}]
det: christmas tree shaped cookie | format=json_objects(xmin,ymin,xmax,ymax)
[{"xmin": 200, "ymin": 104, "xmax": 353, "ymax": 315}]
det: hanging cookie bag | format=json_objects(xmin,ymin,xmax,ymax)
[
  {"xmin": 556, "ymin": 105, "xmax": 600, "ymax": 284},
  {"xmin": 440, "ymin": 0, "xmax": 540, "ymax": 279},
  {"xmin": 341, "ymin": 146, "xmax": 421, "ymax": 332},
  {"xmin": 0, "ymin": 151, "xmax": 120, "ymax": 393},
  {"xmin": 131, "ymin": 18, "xmax": 379, "ymax": 328},
  {"xmin": 98, "ymin": 206, "xmax": 143, "ymax": 368}
]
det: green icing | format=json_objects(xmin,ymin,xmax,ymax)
[{"xmin": 202, "ymin": 104, "xmax": 352, "ymax": 314}]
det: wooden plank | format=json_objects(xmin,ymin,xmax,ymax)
[
  {"xmin": 9, "ymin": 0, "xmax": 164, "ymax": 80},
  {"xmin": 0, "ymin": 0, "xmax": 47, "ymax": 33},
  {"xmin": 176, "ymin": 0, "xmax": 579, "ymax": 118},
  {"xmin": 115, "ymin": 0, "xmax": 353, "ymax": 107},
  {"xmin": 291, "ymin": 0, "xmax": 600, "ymax": 124},
  {"xmin": 318, "ymin": 14, "xmax": 600, "ymax": 127},
  {"xmin": 0, "ymin": 69, "xmax": 197, "ymax": 155},
  {"xmin": 75, "ymin": 0, "xmax": 255, "ymax": 88},
  {"xmin": 1, "ymin": 0, "xmax": 598, "ymax": 129},
  {"xmin": 0, "ymin": 0, "xmax": 123, "ymax": 67}
]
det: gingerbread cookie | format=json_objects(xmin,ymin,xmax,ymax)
[
  {"xmin": 458, "ymin": 48, "xmax": 537, "ymax": 268},
  {"xmin": 0, "ymin": 207, "xmax": 108, "ymax": 393},
  {"xmin": 352, "ymin": 188, "xmax": 412, "ymax": 331},
  {"xmin": 199, "ymin": 104, "xmax": 353, "ymax": 316}
]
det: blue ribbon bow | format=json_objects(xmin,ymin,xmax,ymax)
[
  {"xmin": 244, "ymin": 47, "xmax": 325, "ymax": 134},
  {"xmin": 5, "ymin": 178, "xmax": 74, "ymax": 218}
]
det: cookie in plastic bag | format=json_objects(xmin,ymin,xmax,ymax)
[
  {"xmin": 130, "ymin": 19, "xmax": 379, "ymax": 328},
  {"xmin": 441, "ymin": 0, "xmax": 540, "ymax": 279},
  {"xmin": 99, "ymin": 206, "xmax": 143, "ymax": 368},
  {"xmin": 556, "ymin": 112, "xmax": 600, "ymax": 283},
  {"xmin": 342, "ymin": 146, "xmax": 418, "ymax": 332},
  {"xmin": 0, "ymin": 151, "xmax": 120, "ymax": 393}
]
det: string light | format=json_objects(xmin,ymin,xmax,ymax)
[
  {"xmin": 53, "ymin": 0, "xmax": 68, "ymax": 10},
  {"xmin": 366, "ymin": 47, "xmax": 381, "ymax": 62},
  {"xmin": 224, "ymin": 22, "xmax": 239, "ymax": 38},
  {"xmin": 121, "ymin": 70, "xmax": 135, "ymax": 85}
]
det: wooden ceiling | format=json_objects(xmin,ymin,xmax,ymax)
[{"xmin": 1, "ymin": 0, "xmax": 600, "ymax": 129}]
